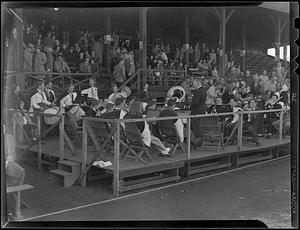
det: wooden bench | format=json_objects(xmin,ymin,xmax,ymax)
[{"xmin": 7, "ymin": 184, "xmax": 34, "ymax": 220}]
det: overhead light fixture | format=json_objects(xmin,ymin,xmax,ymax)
[{"xmin": 54, "ymin": 8, "xmax": 59, "ymax": 11}]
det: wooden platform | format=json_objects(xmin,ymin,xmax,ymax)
[{"xmin": 16, "ymin": 136, "xmax": 290, "ymax": 173}]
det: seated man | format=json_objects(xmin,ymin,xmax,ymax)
[
  {"xmin": 224, "ymin": 98, "xmax": 242, "ymax": 142},
  {"xmin": 158, "ymin": 98, "xmax": 198, "ymax": 148},
  {"xmin": 272, "ymin": 109, "xmax": 290, "ymax": 136},
  {"xmin": 60, "ymin": 84, "xmax": 77, "ymax": 114},
  {"xmin": 243, "ymin": 99, "xmax": 261, "ymax": 146},
  {"xmin": 81, "ymin": 78, "xmax": 99, "ymax": 101}
]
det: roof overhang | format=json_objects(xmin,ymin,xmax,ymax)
[{"xmin": 259, "ymin": 2, "xmax": 290, "ymax": 14}]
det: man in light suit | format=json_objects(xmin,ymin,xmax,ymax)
[
  {"xmin": 29, "ymin": 81, "xmax": 51, "ymax": 114},
  {"xmin": 81, "ymin": 78, "xmax": 99, "ymax": 100}
]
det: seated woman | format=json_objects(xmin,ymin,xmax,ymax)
[{"xmin": 124, "ymin": 100, "xmax": 171, "ymax": 156}]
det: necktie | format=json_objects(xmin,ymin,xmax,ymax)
[
  {"xmin": 70, "ymin": 93, "xmax": 74, "ymax": 102},
  {"xmin": 91, "ymin": 87, "xmax": 95, "ymax": 98}
]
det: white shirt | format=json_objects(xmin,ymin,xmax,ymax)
[
  {"xmin": 60, "ymin": 92, "xmax": 78, "ymax": 113},
  {"xmin": 231, "ymin": 107, "xmax": 242, "ymax": 123},
  {"xmin": 81, "ymin": 86, "xmax": 99, "ymax": 100},
  {"xmin": 108, "ymin": 92, "xmax": 122, "ymax": 103},
  {"xmin": 30, "ymin": 89, "xmax": 51, "ymax": 113}
]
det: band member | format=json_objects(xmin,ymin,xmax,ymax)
[
  {"xmin": 29, "ymin": 81, "xmax": 52, "ymax": 115},
  {"xmin": 44, "ymin": 81, "xmax": 56, "ymax": 104},
  {"xmin": 60, "ymin": 84, "xmax": 77, "ymax": 113},
  {"xmin": 224, "ymin": 98, "xmax": 242, "ymax": 142},
  {"xmin": 108, "ymin": 82, "xmax": 122, "ymax": 104},
  {"xmin": 140, "ymin": 83, "xmax": 150, "ymax": 102},
  {"xmin": 81, "ymin": 78, "xmax": 99, "ymax": 100},
  {"xmin": 243, "ymin": 99, "xmax": 261, "ymax": 146}
]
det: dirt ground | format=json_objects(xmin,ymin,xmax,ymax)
[{"xmin": 17, "ymin": 155, "xmax": 292, "ymax": 228}]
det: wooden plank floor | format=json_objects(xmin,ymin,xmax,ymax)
[{"xmin": 16, "ymin": 136, "xmax": 290, "ymax": 173}]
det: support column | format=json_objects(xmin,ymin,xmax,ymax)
[
  {"xmin": 275, "ymin": 16, "xmax": 281, "ymax": 61},
  {"xmin": 105, "ymin": 13, "xmax": 112, "ymax": 74},
  {"xmin": 14, "ymin": 8, "xmax": 25, "ymax": 89},
  {"xmin": 242, "ymin": 24, "xmax": 246, "ymax": 72},
  {"xmin": 141, "ymin": 8, "xmax": 147, "ymax": 69},
  {"xmin": 184, "ymin": 14, "xmax": 189, "ymax": 67}
]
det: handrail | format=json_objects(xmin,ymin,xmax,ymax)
[
  {"xmin": 118, "ymin": 71, "xmax": 138, "ymax": 90},
  {"xmin": 81, "ymin": 108, "xmax": 290, "ymax": 123}
]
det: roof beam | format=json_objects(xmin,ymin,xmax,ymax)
[
  {"xmin": 213, "ymin": 7, "xmax": 221, "ymax": 21},
  {"xmin": 225, "ymin": 9, "xmax": 235, "ymax": 24}
]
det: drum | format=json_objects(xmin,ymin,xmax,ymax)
[
  {"xmin": 43, "ymin": 107, "xmax": 60, "ymax": 125},
  {"xmin": 69, "ymin": 105, "xmax": 85, "ymax": 122}
]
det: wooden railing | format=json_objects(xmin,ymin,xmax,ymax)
[
  {"xmin": 79, "ymin": 107, "xmax": 290, "ymax": 195},
  {"xmin": 137, "ymin": 68, "xmax": 187, "ymax": 89},
  {"xmin": 4, "ymin": 72, "xmax": 112, "ymax": 95}
]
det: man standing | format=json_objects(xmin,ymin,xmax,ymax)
[
  {"xmin": 81, "ymin": 78, "xmax": 99, "ymax": 100},
  {"xmin": 44, "ymin": 81, "xmax": 56, "ymax": 104},
  {"xmin": 23, "ymin": 43, "xmax": 34, "ymax": 72},
  {"xmin": 54, "ymin": 53, "xmax": 71, "ymax": 73}
]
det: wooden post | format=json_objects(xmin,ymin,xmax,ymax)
[
  {"xmin": 275, "ymin": 16, "xmax": 281, "ymax": 61},
  {"xmin": 137, "ymin": 69, "xmax": 141, "ymax": 90},
  {"xmin": 242, "ymin": 24, "xmax": 246, "ymax": 72},
  {"xmin": 12, "ymin": 113, "xmax": 16, "ymax": 142},
  {"xmin": 283, "ymin": 42, "xmax": 288, "ymax": 70},
  {"xmin": 105, "ymin": 12, "xmax": 112, "ymax": 74},
  {"xmin": 186, "ymin": 117, "xmax": 191, "ymax": 160},
  {"xmin": 139, "ymin": 7, "xmax": 147, "ymax": 69},
  {"xmin": 279, "ymin": 110, "xmax": 283, "ymax": 143},
  {"xmin": 184, "ymin": 14, "xmax": 189, "ymax": 67},
  {"xmin": 15, "ymin": 9, "xmax": 25, "ymax": 90},
  {"xmin": 59, "ymin": 115, "xmax": 64, "ymax": 161},
  {"xmin": 37, "ymin": 115, "xmax": 42, "ymax": 170},
  {"xmin": 113, "ymin": 121, "xmax": 120, "ymax": 196},
  {"xmin": 237, "ymin": 113, "xmax": 243, "ymax": 151},
  {"xmin": 221, "ymin": 7, "xmax": 226, "ymax": 79},
  {"xmin": 81, "ymin": 120, "xmax": 88, "ymax": 187}
]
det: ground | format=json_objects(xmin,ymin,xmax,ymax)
[{"xmin": 16, "ymin": 155, "xmax": 292, "ymax": 228}]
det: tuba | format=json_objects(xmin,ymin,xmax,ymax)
[{"xmin": 166, "ymin": 86, "xmax": 186, "ymax": 103}]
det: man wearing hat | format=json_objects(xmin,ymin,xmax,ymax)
[
  {"xmin": 54, "ymin": 53, "xmax": 71, "ymax": 73},
  {"xmin": 24, "ymin": 43, "xmax": 34, "ymax": 72},
  {"xmin": 65, "ymin": 46, "xmax": 78, "ymax": 66},
  {"xmin": 34, "ymin": 46, "xmax": 47, "ymax": 73}
]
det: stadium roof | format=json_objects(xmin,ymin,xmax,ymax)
[{"xmin": 260, "ymin": 2, "xmax": 290, "ymax": 14}]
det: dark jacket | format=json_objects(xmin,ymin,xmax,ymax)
[{"xmin": 191, "ymin": 87, "xmax": 208, "ymax": 115}]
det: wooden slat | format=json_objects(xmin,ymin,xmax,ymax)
[{"xmin": 7, "ymin": 184, "xmax": 34, "ymax": 193}]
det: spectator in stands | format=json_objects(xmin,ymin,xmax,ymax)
[
  {"xmin": 206, "ymin": 80, "xmax": 219, "ymax": 106},
  {"xmin": 193, "ymin": 43, "xmax": 201, "ymax": 67},
  {"xmin": 74, "ymin": 43, "xmax": 81, "ymax": 54},
  {"xmin": 124, "ymin": 100, "xmax": 171, "ymax": 156},
  {"xmin": 79, "ymin": 56, "xmax": 92, "ymax": 73},
  {"xmin": 7, "ymin": 85, "xmax": 21, "ymax": 110},
  {"xmin": 61, "ymin": 43, "xmax": 68, "ymax": 57},
  {"xmin": 52, "ymin": 45, "xmax": 61, "ymax": 60},
  {"xmin": 54, "ymin": 53, "xmax": 71, "ymax": 73},
  {"xmin": 259, "ymin": 69, "xmax": 269, "ymax": 87},
  {"xmin": 215, "ymin": 97, "xmax": 223, "ymax": 105},
  {"xmin": 211, "ymin": 66, "xmax": 219, "ymax": 79},
  {"xmin": 275, "ymin": 62, "xmax": 286, "ymax": 80},
  {"xmin": 107, "ymin": 83, "xmax": 122, "ymax": 103},
  {"xmin": 174, "ymin": 48, "xmax": 182, "ymax": 63},
  {"xmin": 221, "ymin": 83, "xmax": 235, "ymax": 104},
  {"xmin": 252, "ymin": 79, "xmax": 265, "ymax": 97},
  {"xmin": 23, "ymin": 43, "xmax": 34, "ymax": 72},
  {"xmin": 140, "ymin": 83, "xmax": 150, "ymax": 102},
  {"xmin": 209, "ymin": 49, "xmax": 217, "ymax": 65},
  {"xmin": 65, "ymin": 46, "xmax": 78, "ymax": 65},
  {"xmin": 23, "ymin": 26, "xmax": 34, "ymax": 46},
  {"xmin": 113, "ymin": 57, "xmax": 126, "ymax": 86},
  {"xmin": 90, "ymin": 59, "xmax": 99, "ymax": 74},
  {"xmin": 242, "ymin": 70, "xmax": 253, "ymax": 89},
  {"xmin": 44, "ymin": 47, "xmax": 54, "ymax": 73},
  {"xmin": 39, "ymin": 19, "xmax": 49, "ymax": 37},
  {"xmin": 34, "ymin": 47, "xmax": 47, "ymax": 73}
]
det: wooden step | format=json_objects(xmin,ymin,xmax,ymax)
[
  {"xmin": 50, "ymin": 169, "xmax": 72, "ymax": 177},
  {"xmin": 7, "ymin": 184, "xmax": 34, "ymax": 193},
  {"xmin": 58, "ymin": 160, "xmax": 80, "ymax": 166}
]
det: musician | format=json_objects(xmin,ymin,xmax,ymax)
[
  {"xmin": 264, "ymin": 93, "xmax": 282, "ymax": 139},
  {"xmin": 60, "ymin": 84, "xmax": 77, "ymax": 113},
  {"xmin": 106, "ymin": 97, "xmax": 127, "ymax": 129},
  {"xmin": 81, "ymin": 78, "xmax": 99, "ymax": 100},
  {"xmin": 272, "ymin": 107, "xmax": 290, "ymax": 136},
  {"xmin": 107, "ymin": 83, "xmax": 122, "ymax": 103},
  {"xmin": 243, "ymin": 99, "xmax": 261, "ymax": 146},
  {"xmin": 140, "ymin": 83, "xmax": 150, "ymax": 102},
  {"xmin": 29, "ymin": 81, "xmax": 52, "ymax": 115},
  {"xmin": 224, "ymin": 99, "xmax": 242, "ymax": 141},
  {"xmin": 44, "ymin": 81, "xmax": 56, "ymax": 104}
]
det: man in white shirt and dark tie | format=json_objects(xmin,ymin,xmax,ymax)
[
  {"xmin": 81, "ymin": 78, "xmax": 99, "ymax": 100},
  {"xmin": 60, "ymin": 84, "xmax": 78, "ymax": 113}
]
